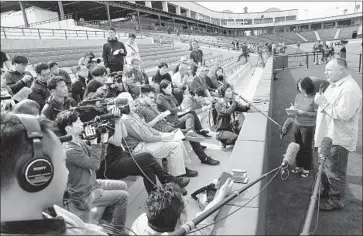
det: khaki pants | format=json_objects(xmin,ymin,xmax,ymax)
[{"xmin": 133, "ymin": 141, "xmax": 186, "ymax": 176}]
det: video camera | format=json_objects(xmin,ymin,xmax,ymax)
[
  {"xmin": 81, "ymin": 113, "xmax": 120, "ymax": 140},
  {"xmin": 108, "ymin": 71, "xmax": 123, "ymax": 84}
]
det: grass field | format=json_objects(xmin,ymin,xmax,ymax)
[{"xmin": 265, "ymin": 40, "xmax": 362, "ymax": 235}]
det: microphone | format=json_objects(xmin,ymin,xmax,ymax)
[
  {"xmin": 318, "ymin": 137, "xmax": 332, "ymax": 163},
  {"xmin": 280, "ymin": 118, "xmax": 294, "ymax": 139},
  {"xmin": 300, "ymin": 137, "xmax": 332, "ymax": 235},
  {"xmin": 281, "ymin": 142, "xmax": 300, "ymax": 168},
  {"xmin": 59, "ymin": 135, "xmax": 72, "ymax": 143},
  {"xmin": 94, "ymin": 114, "xmax": 121, "ymax": 121}
]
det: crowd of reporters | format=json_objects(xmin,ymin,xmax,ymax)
[{"xmin": 0, "ymin": 28, "xmax": 252, "ymax": 235}]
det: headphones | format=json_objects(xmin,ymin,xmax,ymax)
[{"xmin": 14, "ymin": 114, "xmax": 54, "ymax": 192}]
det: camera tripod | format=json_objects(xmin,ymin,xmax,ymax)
[{"xmin": 294, "ymin": 45, "xmax": 303, "ymax": 66}]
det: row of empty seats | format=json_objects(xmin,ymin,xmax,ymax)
[
  {"xmin": 338, "ymin": 26, "xmax": 359, "ymax": 39},
  {"xmin": 277, "ymin": 32, "xmax": 305, "ymax": 43},
  {"xmin": 316, "ymin": 28, "xmax": 338, "ymax": 41}
]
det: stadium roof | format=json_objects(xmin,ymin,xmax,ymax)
[{"xmin": 264, "ymin": 8, "xmax": 281, "ymax": 12}]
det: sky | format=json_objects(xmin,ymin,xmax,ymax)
[{"xmin": 197, "ymin": 2, "xmax": 362, "ymax": 20}]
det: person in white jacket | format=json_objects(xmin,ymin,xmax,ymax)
[{"xmin": 125, "ymin": 33, "xmax": 141, "ymax": 68}]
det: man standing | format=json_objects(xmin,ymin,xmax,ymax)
[
  {"xmin": 190, "ymin": 41, "xmax": 204, "ymax": 66},
  {"xmin": 102, "ymin": 28, "xmax": 127, "ymax": 72},
  {"xmin": 125, "ymin": 33, "xmax": 141, "ymax": 67},
  {"xmin": 314, "ymin": 58, "xmax": 362, "ymax": 211}
]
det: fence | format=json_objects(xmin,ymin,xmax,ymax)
[{"xmin": 0, "ymin": 26, "xmax": 143, "ymax": 40}]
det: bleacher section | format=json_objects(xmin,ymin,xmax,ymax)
[
  {"xmin": 298, "ymin": 30, "xmax": 317, "ymax": 42},
  {"xmin": 260, "ymin": 33, "xmax": 294, "ymax": 44},
  {"xmin": 338, "ymin": 26, "xmax": 359, "ymax": 39},
  {"xmin": 276, "ymin": 32, "xmax": 305, "ymax": 43},
  {"xmin": 317, "ymin": 28, "xmax": 338, "ymax": 41}
]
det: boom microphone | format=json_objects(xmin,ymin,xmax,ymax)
[
  {"xmin": 280, "ymin": 118, "xmax": 294, "ymax": 139},
  {"xmin": 95, "ymin": 114, "xmax": 121, "ymax": 121},
  {"xmin": 172, "ymin": 144, "xmax": 298, "ymax": 236},
  {"xmin": 300, "ymin": 137, "xmax": 332, "ymax": 235},
  {"xmin": 281, "ymin": 142, "xmax": 300, "ymax": 168},
  {"xmin": 59, "ymin": 135, "xmax": 72, "ymax": 143},
  {"xmin": 231, "ymin": 91, "xmax": 282, "ymax": 130}
]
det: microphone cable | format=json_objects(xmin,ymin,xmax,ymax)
[{"xmin": 187, "ymin": 167, "xmax": 281, "ymax": 234}]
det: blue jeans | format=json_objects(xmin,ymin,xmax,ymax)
[
  {"xmin": 321, "ymin": 145, "xmax": 349, "ymax": 206},
  {"xmin": 293, "ymin": 123, "xmax": 314, "ymax": 170},
  {"xmin": 91, "ymin": 180, "xmax": 129, "ymax": 232}
]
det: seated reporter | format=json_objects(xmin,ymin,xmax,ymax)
[
  {"xmin": 84, "ymin": 66, "xmax": 107, "ymax": 99},
  {"xmin": 180, "ymin": 85, "xmax": 213, "ymax": 129},
  {"xmin": 215, "ymin": 83, "xmax": 250, "ymax": 150},
  {"xmin": 41, "ymin": 76, "xmax": 77, "ymax": 121},
  {"xmin": 55, "ymin": 110, "xmax": 129, "ymax": 234},
  {"xmin": 131, "ymin": 178, "xmax": 234, "ymax": 235},
  {"xmin": 48, "ymin": 61, "xmax": 72, "ymax": 92},
  {"xmin": 28, "ymin": 62, "xmax": 52, "ymax": 110},
  {"xmin": 71, "ymin": 66, "xmax": 88, "ymax": 104},
  {"xmin": 152, "ymin": 62, "xmax": 184, "ymax": 104},
  {"xmin": 157, "ymin": 80, "xmax": 211, "ymax": 141},
  {"xmin": 118, "ymin": 95, "xmax": 192, "ymax": 190},
  {"xmin": 136, "ymin": 86, "xmax": 219, "ymax": 167},
  {"xmin": 0, "ymin": 112, "xmax": 107, "ymax": 235},
  {"xmin": 96, "ymin": 107, "xmax": 190, "ymax": 194}
]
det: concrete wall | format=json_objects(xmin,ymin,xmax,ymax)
[
  {"xmin": 1, "ymin": 6, "xmax": 58, "ymax": 27},
  {"xmin": 1, "ymin": 38, "xmax": 154, "ymax": 50},
  {"xmin": 213, "ymin": 57, "xmax": 274, "ymax": 235}
]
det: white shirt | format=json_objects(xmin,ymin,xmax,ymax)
[
  {"xmin": 314, "ymin": 75, "xmax": 362, "ymax": 151},
  {"xmin": 125, "ymin": 41, "xmax": 140, "ymax": 65},
  {"xmin": 172, "ymin": 72, "xmax": 183, "ymax": 88}
]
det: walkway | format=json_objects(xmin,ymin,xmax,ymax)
[{"xmin": 265, "ymin": 44, "xmax": 362, "ymax": 235}]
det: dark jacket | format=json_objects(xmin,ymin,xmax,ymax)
[
  {"xmin": 41, "ymin": 95, "xmax": 77, "ymax": 121},
  {"xmin": 71, "ymin": 75, "xmax": 86, "ymax": 104},
  {"xmin": 4, "ymin": 70, "xmax": 33, "ymax": 94},
  {"xmin": 215, "ymin": 99, "xmax": 249, "ymax": 132},
  {"xmin": 156, "ymin": 93, "xmax": 179, "ymax": 123},
  {"xmin": 102, "ymin": 37, "xmax": 127, "ymax": 69},
  {"xmin": 28, "ymin": 78, "xmax": 51, "ymax": 110},
  {"xmin": 152, "ymin": 72, "xmax": 172, "ymax": 84},
  {"xmin": 84, "ymin": 79, "xmax": 103, "ymax": 99}
]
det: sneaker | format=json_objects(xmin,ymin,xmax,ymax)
[
  {"xmin": 174, "ymin": 177, "xmax": 190, "ymax": 188},
  {"xmin": 199, "ymin": 132, "xmax": 212, "ymax": 139},
  {"xmin": 319, "ymin": 200, "xmax": 344, "ymax": 211},
  {"xmin": 201, "ymin": 156, "xmax": 220, "ymax": 165},
  {"xmin": 180, "ymin": 168, "xmax": 198, "ymax": 177},
  {"xmin": 185, "ymin": 130, "xmax": 205, "ymax": 143}
]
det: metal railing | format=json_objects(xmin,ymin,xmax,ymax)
[{"xmin": 1, "ymin": 26, "xmax": 143, "ymax": 40}]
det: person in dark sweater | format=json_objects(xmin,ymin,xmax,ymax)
[
  {"xmin": 4, "ymin": 55, "xmax": 33, "ymax": 94},
  {"xmin": 189, "ymin": 40, "xmax": 204, "ymax": 66},
  {"xmin": 48, "ymin": 61, "xmax": 72, "ymax": 92},
  {"xmin": 28, "ymin": 63, "xmax": 52, "ymax": 110},
  {"xmin": 102, "ymin": 27, "xmax": 127, "ymax": 72},
  {"xmin": 84, "ymin": 66, "xmax": 107, "ymax": 99},
  {"xmin": 152, "ymin": 62, "xmax": 183, "ymax": 104},
  {"xmin": 152, "ymin": 62, "xmax": 172, "ymax": 84},
  {"xmin": 71, "ymin": 65, "xmax": 88, "ymax": 104},
  {"xmin": 41, "ymin": 76, "xmax": 77, "ymax": 121}
]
